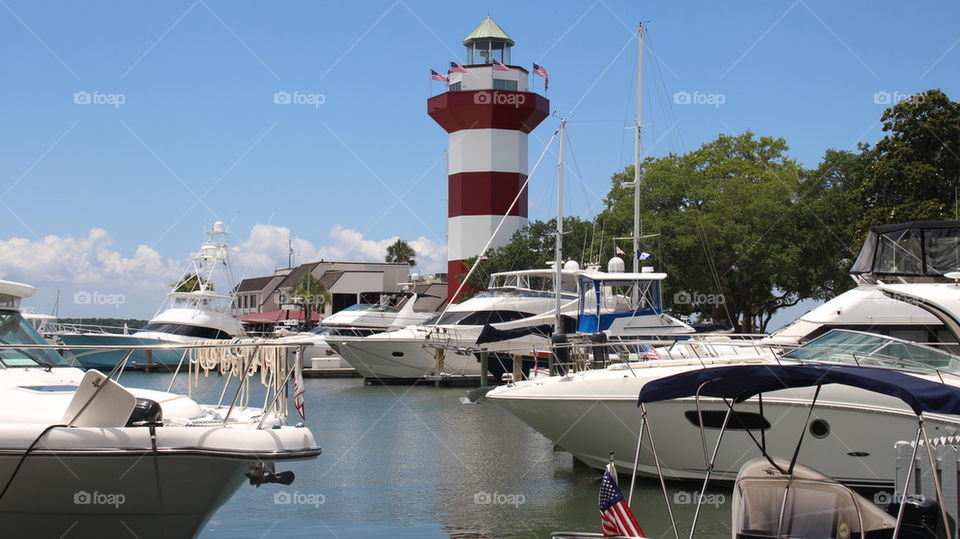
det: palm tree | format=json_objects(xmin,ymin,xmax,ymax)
[
  {"xmin": 291, "ymin": 273, "xmax": 331, "ymax": 331},
  {"xmin": 385, "ymin": 239, "xmax": 416, "ymax": 266}
]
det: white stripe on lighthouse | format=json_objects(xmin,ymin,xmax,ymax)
[
  {"xmin": 448, "ymin": 215, "xmax": 528, "ymax": 261},
  {"xmin": 448, "ymin": 129, "xmax": 528, "ymax": 175}
]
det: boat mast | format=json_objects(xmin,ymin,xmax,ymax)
[
  {"xmin": 632, "ymin": 24, "xmax": 645, "ymax": 274},
  {"xmin": 555, "ymin": 118, "xmax": 567, "ymax": 334}
]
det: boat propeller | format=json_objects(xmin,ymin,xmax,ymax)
[{"xmin": 246, "ymin": 461, "xmax": 296, "ymax": 487}]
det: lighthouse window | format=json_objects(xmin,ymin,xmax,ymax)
[
  {"xmin": 493, "ymin": 79, "xmax": 517, "ymax": 91},
  {"xmin": 449, "ymin": 82, "xmax": 461, "ymax": 92}
]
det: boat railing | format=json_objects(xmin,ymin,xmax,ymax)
[
  {"xmin": 0, "ymin": 339, "xmax": 311, "ymax": 429},
  {"xmin": 47, "ymin": 321, "xmax": 135, "ymax": 335}
]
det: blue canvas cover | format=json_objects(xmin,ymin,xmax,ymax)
[{"xmin": 637, "ymin": 364, "xmax": 960, "ymax": 415}]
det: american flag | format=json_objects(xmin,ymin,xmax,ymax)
[
  {"xmin": 533, "ymin": 63, "xmax": 549, "ymax": 90},
  {"xmin": 430, "ymin": 69, "xmax": 448, "ymax": 82},
  {"xmin": 637, "ymin": 344, "xmax": 660, "ymax": 361},
  {"xmin": 293, "ymin": 348, "xmax": 306, "ymax": 420},
  {"xmin": 599, "ymin": 463, "xmax": 644, "ymax": 538},
  {"xmin": 492, "ymin": 59, "xmax": 510, "ymax": 72},
  {"xmin": 450, "ymin": 61, "xmax": 468, "ymax": 73}
]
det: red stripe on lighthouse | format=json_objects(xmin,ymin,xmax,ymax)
[{"xmin": 448, "ymin": 172, "xmax": 528, "ymax": 218}]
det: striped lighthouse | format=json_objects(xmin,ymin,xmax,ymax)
[{"xmin": 428, "ymin": 17, "xmax": 550, "ymax": 302}]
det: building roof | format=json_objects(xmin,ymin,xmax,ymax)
[
  {"xmin": 277, "ymin": 262, "xmax": 320, "ymax": 289},
  {"xmin": 319, "ymin": 270, "xmax": 344, "ymax": 290},
  {"xmin": 463, "ymin": 16, "xmax": 514, "ymax": 46},
  {"xmin": 235, "ymin": 276, "xmax": 275, "ymax": 293}
]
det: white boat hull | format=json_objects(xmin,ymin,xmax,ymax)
[{"xmin": 489, "ymin": 364, "xmax": 960, "ymax": 487}]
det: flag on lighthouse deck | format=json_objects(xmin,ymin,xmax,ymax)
[
  {"xmin": 492, "ymin": 59, "xmax": 510, "ymax": 71},
  {"xmin": 599, "ymin": 462, "xmax": 644, "ymax": 537},
  {"xmin": 533, "ymin": 63, "xmax": 549, "ymax": 89},
  {"xmin": 293, "ymin": 348, "xmax": 306, "ymax": 420},
  {"xmin": 430, "ymin": 69, "xmax": 448, "ymax": 82},
  {"xmin": 450, "ymin": 61, "xmax": 468, "ymax": 73}
]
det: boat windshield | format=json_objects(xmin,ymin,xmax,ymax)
[
  {"xmin": 0, "ymin": 310, "xmax": 70, "ymax": 367},
  {"xmin": 420, "ymin": 310, "xmax": 536, "ymax": 327},
  {"xmin": 735, "ymin": 479, "xmax": 865, "ymax": 538},
  {"xmin": 782, "ymin": 329, "xmax": 960, "ymax": 373}
]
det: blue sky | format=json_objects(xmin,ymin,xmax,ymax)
[{"xmin": 1, "ymin": 0, "xmax": 958, "ymax": 318}]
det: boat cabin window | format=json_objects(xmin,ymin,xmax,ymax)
[
  {"xmin": 421, "ymin": 310, "xmax": 535, "ymax": 327},
  {"xmin": 341, "ymin": 303, "xmax": 400, "ymax": 314},
  {"xmin": 138, "ymin": 323, "xmax": 233, "ymax": 340},
  {"xmin": 578, "ymin": 278, "xmax": 662, "ymax": 315},
  {"xmin": 486, "ymin": 273, "xmax": 577, "ymax": 295},
  {"xmin": 0, "ymin": 310, "xmax": 70, "ymax": 367}
]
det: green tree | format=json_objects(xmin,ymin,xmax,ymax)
[
  {"xmin": 291, "ymin": 273, "xmax": 331, "ymax": 331},
  {"xmin": 598, "ymin": 131, "xmax": 836, "ymax": 332},
  {"xmin": 171, "ymin": 273, "xmax": 212, "ymax": 293},
  {"xmin": 858, "ymin": 89, "xmax": 960, "ymax": 227},
  {"xmin": 385, "ymin": 239, "xmax": 416, "ymax": 266}
]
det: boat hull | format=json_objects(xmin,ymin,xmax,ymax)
[
  {"xmin": 57, "ymin": 334, "xmax": 193, "ymax": 370},
  {"xmin": 489, "ymin": 367, "xmax": 960, "ymax": 487}
]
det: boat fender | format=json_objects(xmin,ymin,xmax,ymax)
[{"xmin": 126, "ymin": 398, "xmax": 163, "ymax": 426}]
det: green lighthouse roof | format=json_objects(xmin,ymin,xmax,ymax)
[{"xmin": 463, "ymin": 16, "xmax": 514, "ymax": 46}]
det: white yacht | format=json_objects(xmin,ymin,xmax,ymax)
[
  {"xmin": 57, "ymin": 221, "xmax": 244, "ymax": 370},
  {"xmin": 328, "ymin": 263, "xmax": 692, "ymax": 383},
  {"xmin": 488, "ymin": 221, "xmax": 960, "ymax": 486},
  {"xmin": 278, "ymin": 286, "xmax": 445, "ymax": 370},
  {"xmin": 0, "ymin": 280, "xmax": 320, "ymax": 537}
]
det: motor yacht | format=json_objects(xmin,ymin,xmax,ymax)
[
  {"xmin": 328, "ymin": 263, "xmax": 693, "ymax": 383},
  {"xmin": 0, "ymin": 279, "xmax": 320, "ymax": 538}
]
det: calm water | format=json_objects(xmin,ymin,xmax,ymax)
[{"xmin": 120, "ymin": 372, "xmax": 732, "ymax": 538}]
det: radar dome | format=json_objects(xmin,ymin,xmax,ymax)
[
  {"xmin": 607, "ymin": 256, "xmax": 625, "ymax": 273},
  {"xmin": 563, "ymin": 260, "xmax": 580, "ymax": 271}
]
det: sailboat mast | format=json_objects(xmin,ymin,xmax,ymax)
[
  {"xmin": 632, "ymin": 24, "xmax": 645, "ymax": 274},
  {"xmin": 555, "ymin": 119, "xmax": 567, "ymax": 334}
]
